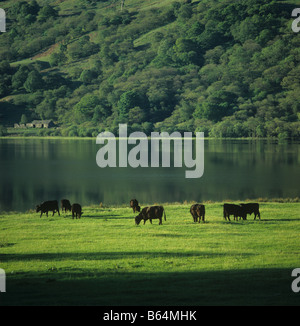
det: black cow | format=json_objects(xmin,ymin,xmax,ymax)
[
  {"xmin": 135, "ymin": 206, "xmax": 166, "ymax": 225},
  {"xmin": 190, "ymin": 204, "xmax": 205, "ymax": 223},
  {"xmin": 135, "ymin": 206, "xmax": 148, "ymax": 224},
  {"xmin": 223, "ymin": 203, "xmax": 246, "ymax": 221},
  {"xmin": 130, "ymin": 199, "xmax": 141, "ymax": 213},
  {"xmin": 240, "ymin": 203, "xmax": 261, "ymax": 220},
  {"xmin": 72, "ymin": 203, "xmax": 83, "ymax": 219},
  {"xmin": 36, "ymin": 200, "xmax": 60, "ymax": 218},
  {"xmin": 61, "ymin": 199, "xmax": 72, "ymax": 213}
]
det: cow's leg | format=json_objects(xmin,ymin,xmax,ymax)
[{"xmin": 159, "ymin": 218, "xmax": 162, "ymax": 225}]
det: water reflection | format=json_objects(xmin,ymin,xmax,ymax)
[{"xmin": 0, "ymin": 138, "xmax": 299, "ymax": 211}]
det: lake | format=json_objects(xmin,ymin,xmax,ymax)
[{"xmin": 0, "ymin": 138, "xmax": 299, "ymax": 212}]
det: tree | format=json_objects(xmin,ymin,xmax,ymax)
[
  {"xmin": 20, "ymin": 114, "xmax": 28, "ymax": 124},
  {"xmin": 80, "ymin": 69, "xmax": 97, "ymax": 84},
  {"xmin": 49, "ymin": 51, "xmax": 67, "ymax": 67},
  {"xmin": 173, "ymin": 38, "xmax": 202, "ymax": 66},
  {"xmin": 12, "ymin": 65, "xmax": 30, "ymax": 90},
  {"xmin": 118, "ymin": 90, "xmax": 142, "ymax": 120},
  {"xmin": 37, "ymin": 5, "xmax": 58, "ymax": 22},
  {"xmin": 24, "ymin": 70, "xmax": 44, "ymax": 93},
  {"xmin": 74, "ymin": 94, "xmax": 101, "ymax": 122},
  {"xmin": 34, "ymin": 101, "xmax": 52, "ymax": 119},
  {"xmin": 128, "ymin": 106, "xmax": 146, "ymax": 124},
  {"xmin": 0, "ymin": 125, "xmax": 7, "ymax": 136},
  {"xmin": 152, "ymin": 38, "xmax": 176, "ymax": 67},
  {"xmin": 194, "ymin": 91, "xmax": 238, "ymax": 122},
  {"xmin": 68, "ymin": 37, "xmax": 99, "ymax": 60}
]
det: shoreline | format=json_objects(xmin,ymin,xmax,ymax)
[{"xmin": 0, "ymin": 135, "xmax": 298, "ymax": 141}]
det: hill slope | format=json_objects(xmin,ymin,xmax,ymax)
[{"xmin": 0, "ymin": 0, "xmax": 300, "ymax": 138}]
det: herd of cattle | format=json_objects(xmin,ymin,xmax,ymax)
[
  {"xmin": 35, "ymin": 198, "xmax": 261, "ymax": 224},
  {"xmin": 36, "ymin": 199, "xmax": 82, "ymax": 219},
  {"xmin": 130, "ymin": 199, "xmax": 260, "ymax": 224}
]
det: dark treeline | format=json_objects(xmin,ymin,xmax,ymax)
[{"xmin": 0, "ymin": 0, "xmax": 299, "ymax": 139}]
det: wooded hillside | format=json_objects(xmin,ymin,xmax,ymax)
[{"xmin": 0, "ymin": 0, "xmax": 299, "ymax": 138}]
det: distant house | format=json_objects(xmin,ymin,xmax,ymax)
[
  {"xmin": 14, "ymin": 120, "xmax": 55, "ymax": 129},
  {"xmin": 29, "ymin": 120, "xmax": 55, "ymax": 128}
]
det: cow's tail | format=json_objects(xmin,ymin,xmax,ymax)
[{"xmin": 163, "ymin": 207, "xmax": 166, "ymax": 221}]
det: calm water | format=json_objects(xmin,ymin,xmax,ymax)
[{"xmin": 0, "ymin": 138, "xmax": 299, "ymax": 212}]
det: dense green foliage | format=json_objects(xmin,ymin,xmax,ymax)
[
  {"xmin": 0, "ymin": 0, "xmax": 299, "ymax": 138},
  {"xmin": 1, "ymin": 202, "xmax": 300, "ymax": 305}
]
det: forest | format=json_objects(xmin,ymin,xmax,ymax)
[{"xmin": 0, "ymin": 0, "xmax": 299, "ymax": 138}]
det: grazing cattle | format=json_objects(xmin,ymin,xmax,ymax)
[
  {"xmin": 130, "ymin": 199, "xmax": 141, "ymax": 213},
  {"xmin": 135, "ymin": 206, "xmax": 166, "ymax": 225},
  {"xmin": 135, "ymin": 206, "xmax": 149, "ymax": 225},
  {"xmin": 72, "ymin": 203, "xmax": 83, "ymax": 219},
  {"xmin": 190, "ymin": 204, "xmax": 205, "ymax": 223},
  {"xmin": 36, "ymin": 200, "xmax": 60, "ymax": 218},
  {"xmin": 223, "ymin": 203, "xmax": 246, "ymax": 221},
  {"xmin": 61, "ymin": 199, "xmax": 71, "ymax": 213},
  {"xmin": 240, "ymin": 203, "xmax": 261, "ymax": 220}
]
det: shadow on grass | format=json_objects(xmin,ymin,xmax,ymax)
[
  {"xmin": 2, "ymin": 268, "xmax": 299, "ymax": 306},
  {"xmin": 0, "ymin": 250, "xmax": 250, "ymax": 262},
  {"xmin": 61, "ymin": 214, "xmax": 133, "ymax": 220}
]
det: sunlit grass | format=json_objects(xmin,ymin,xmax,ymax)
[{"xmin": 1, "ymin": 202, "xmax": 300, "ymax": 305}]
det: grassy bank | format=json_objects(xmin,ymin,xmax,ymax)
[{"xmin": 1, "ymin": 202, "xmax": 300, "ymax": 306}]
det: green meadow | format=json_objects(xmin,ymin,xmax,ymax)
[{"xmin": 1, "ymin": 202, "xmax": 300, "ymax": 306}]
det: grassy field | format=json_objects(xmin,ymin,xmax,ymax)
[{"xmin": 0, "ymin": 202, "xmax": 300, "ymax": 306}]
